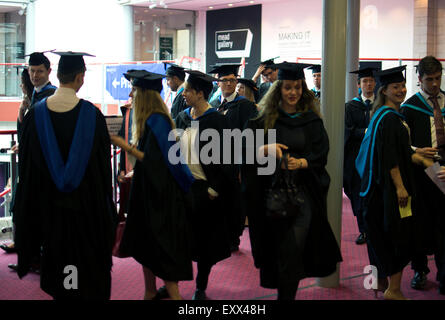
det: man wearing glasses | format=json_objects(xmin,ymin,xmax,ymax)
[{"xmin": 209, "ymin": 64, "xmax": 258, "ymax": 253}]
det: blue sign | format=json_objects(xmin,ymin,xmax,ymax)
[{"xmin": 105, "ymin": 63, "xmax": 166, "ymax": 101}]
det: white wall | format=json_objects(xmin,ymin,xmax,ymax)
[
  {"xmin": 261, "ymin": 0, "xmax": 414, "ymax": 62},
  {"xmin": 30, "ymin": 0, "xmax": 134, "ymax": 105},
  {"xmin": 261, "ymin": 0, "xmax": 416, "ymax": 92}
]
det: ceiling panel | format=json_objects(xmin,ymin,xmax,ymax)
[{"xmin": 131, "ymin": 0, "xmax": 283, "ymax": 11}]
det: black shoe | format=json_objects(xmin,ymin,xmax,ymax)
[
  {"xmin": 192, "ymin": 289, "xmax": 207, "ymax": 300},
  {"xmin": 152, "ymin": 286, "xmax": 169, "ymax": 300},
  {"xmin": 411, "ymin": 271, "xmax": 427, "ymax": 290},
  {"xmin": 0, "ymin": 243, "xmax": 17, "ymax": 254},
  {"xmin": 355, "ymin": 233, "xmax": 367, "ymax": 245},
  {"xmin": 8, "ymin": 263, "xmax": 18, "ymax": 272}
]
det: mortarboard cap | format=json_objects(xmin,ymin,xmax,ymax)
[
  {"xmin": 350, "ymin": 67, "xmax": 378, "ymax": 79},
  {"xmin": 53, "ymin": 51, "xmax": 95, "ymax": 74},
  {"xmin": 259, "ymin": 57, "xmax": 279, "ymax": 68},
  {"xmin": 124, "ymin": 69, "xmax": 165, "ymax": 92},
  {"xmin": 274, "ymin": 62, "xmax": 313, "ymax": 81},
  {"xmin": 237, "ymin": 78, "xmax": 258, "ymax": 92},
  {"xmin": 164, "ymin": 63, "xmax": 186, "ymax": 80},
  {"xmin": 185, "ymin": 70, "xmax": 218, "ymax": 97},
  {"xmin": 208, "ymin": 64, "xmax": 240, "ymax": 77},
  {"xmin": 19, "ymin": 50, "xmax": 55, "ymax": 68},
  {"xmin": 375, "ymin": 65, "xmax": 407, "ymax": 86},
  {"xmin": 307, "ymin": 64, "xmax": 321, "ymax": 74}
]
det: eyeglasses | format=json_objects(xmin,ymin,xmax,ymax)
[{"xmin": 220, "ymin": 78, "xmax": 238, "ymax": 84}]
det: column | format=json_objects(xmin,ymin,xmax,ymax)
[
  {"xmin": 316, "ymin": 0, "xmax": 348, "ymax": 288},
  {"xmin": 345, "ymin": 0, "xmax": 361, "ymax": 102}
]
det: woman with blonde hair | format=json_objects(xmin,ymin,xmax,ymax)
[
  {"xmin": 356, "ymin": 66, "xmax": 433, "ymax": 300},
  {"xmin": 111, "ymin": 70, "xmax": 194, "ymax": 300},
  {"xmin": 242, "ymin": 62, "xmax": 342, "ymax": 300}
]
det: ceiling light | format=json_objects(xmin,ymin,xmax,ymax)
[
  {"xmin": 228, "ymin": 3, "xmax": 233, "ymax": 6},
  {"xmin": 249, "ymin": 1, "xmax": 255, "ymax": 3},
  {"xmin": 209, "ymin": 6, "xmax": 213, "ymax": 9},
  {"xmin": 148, "ymin": 3, "xmax": 157, "ymax": 9}
]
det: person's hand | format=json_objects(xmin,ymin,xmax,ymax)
[
  {"xmin": 252, "ymin": 65, "xmax": 265, "ymax": 82},
  {"xmin": 11, "ymin": 144, "xmax": 19, "ymax": 154},
  {"xmin": 258, "ymin": 143, "xmax": 288, "ymax": 159},
  {"xmin": 396, "ymin": 186, "xmax": 409, "ymax": 208},
  {"xmin": 438, "ymin": 166, "xmax": 445, "ymax": 183},
  {"xmin": 117, "ymin": 171, "xmax": 126, "ymax": 183},
  {"xmin": 416, "ymin": 147, "xmax": 438, "ymax": 159},
  {"xmin": 18, "ymin": 100, "xmax": 29, "ymax": 123}
]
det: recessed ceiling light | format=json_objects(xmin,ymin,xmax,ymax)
[
  {"xmin": 228, "ymin": 3, "xmax": 233, "ymax": 6},
  {"xmin": 209, "ymin": 6, "xmax": 213, "ymax": 9},
  {"xmin": 249, "ymin": 1, "xmax": 255, "ymax": 3}
]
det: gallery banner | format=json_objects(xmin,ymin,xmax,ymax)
[{"xmin": 206, "ymin": 5, "xmax": 262, "ymax": 79}]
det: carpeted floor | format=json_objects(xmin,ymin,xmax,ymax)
[{"xmin": 0, "ymin": 193, "xmax": 444, "ymax": 300}]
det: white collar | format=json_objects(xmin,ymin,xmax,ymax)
[
  {"xmin": 221, "ymin": 90, "xmax": 237, "ymax": 103},
  {"xmin": 361, "ymin": 93, "xmax": 375, "ymax": 104},
  {"xmin": 35, "ymin": 81, "xmax": 50, "ymax": 93}
]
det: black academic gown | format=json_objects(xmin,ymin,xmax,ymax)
[
  {"xmin": 359, "ymin": 110, "xmax": 418, "ymax": 277},
  {"xmin": 242, "ymin": 110, "xmax": 342, "ymax": 289},
  {"xmin": 175, "ymin": 109, "xmax": 241, "ymax": 265},
  {"xmin": 170, "ymin": 88, "xmax": 188, "ymax": 120},
  {"xmin": 119, "ymin": 114, "xmax": 193, "ymax": 281},
  {"xmin": 401, "ymin": 93, "xmax": 445, "ymax": 278},
  {"xmin": 344, "ymin": 97, "xmax": 371, "ymax": 231},
  {"xmin": 210, "ymin": 94, "xmax": 258, "ymax": 131},
  {"xmin": 257, "ymin": 82, "xmax": 271, "ymax": 102},
  {"xmin": 14, "ymin": 101, "xmax": 116, "ymax": 300}
]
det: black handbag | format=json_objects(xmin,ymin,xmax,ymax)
[{"xmin": 265, "ymin": 154, "xmax": 305, "ymax": 219}]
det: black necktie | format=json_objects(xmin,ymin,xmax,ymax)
[
  {"xmin": 429, "ymin": 96, "xmax": 445, "ymax": 160},
  {"xmin": 218, "ymin": 99, "xmax": 228, "ymax": 113},
  {"xmin": 364, "ymin": 99, "xmax": 371, "ymax": 124}
]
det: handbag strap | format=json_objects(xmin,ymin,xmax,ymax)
[{"xmin": 271, "ymin": 151, "xmax": 289, "ymax": 187}]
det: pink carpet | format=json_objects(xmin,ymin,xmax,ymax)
[{"xmin": 1, "ymin": 193, "xmax": 444, "ymax": 300}]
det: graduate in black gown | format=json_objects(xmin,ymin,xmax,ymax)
[
  {"xmin": 242, "ymin": 62, "xmax": 342, "ymax": 300},
  {"xmin": 175, "ymin": 70, "xmax": 241, "ymax": 300},
  {"xmin": 17, "ymin": 51, "xmax": 57, "ymax": 140},
  {"xmin": 400, "ymin": 56, "xmax": 445, "ymax": 294},
  {"xmin": 165, "ymin": 63, "xmax": 188, "ymax": 120},
  {"xmin": 14, "ymin": 51, "xmax": 116, "ymax": 300},
  {"xmin": 252, "ymin": 58, "xmax": 279, "ymax": 103},
  {"xmin": 111, "ymin": 70, "xmax": 194, "ymax": 300},
  {"xmin": 356, "ymin": 66, "xmax": 433, "ymax": 300},
  {"xmin": 344, "ymin": 67, "xmax": 378, "ymax": 245},
  {"xmin": 209, "ymin": 64, "xmax": 258, "ymax": 129},
  {"xmin": 208, "ymin": 64, "xmax": 257, "ymax": 252},
  {"xmin": 308, "ymin": 64, "xmax": 321, "ymax": 99}
]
